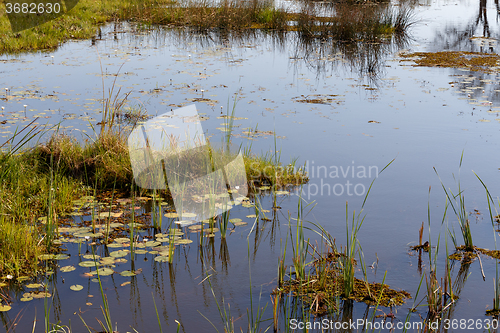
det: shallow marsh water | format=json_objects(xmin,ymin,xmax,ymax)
[{"xmin": 1, "ymin": 0, "xmax": 500, "ymax": 331}]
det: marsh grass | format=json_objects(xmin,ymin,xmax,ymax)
[
  {"xmin": 0, "ymin": 124, "xmax": 84, "ymax": 276},
  {"xmin": 0, "ymin": 216, "xmax": 42, "ymax": 277}
]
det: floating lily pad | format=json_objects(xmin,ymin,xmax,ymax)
[
  {"xmin": 246, "ymin": 214, "xmax": 257, "ymax": 218},
  {"xmin": 0, "ymin": 283, "xmax": 6, "ymax": 287},
  {"xmin": 90, "ymin": 268, "xmax": 114, "ymax": 276},
  {"xmin": 39, "ymin": 254, "xmax": 55, "ymax": 260},
  {"xmin": 133, "ymin": 249, "xmax": 148, "ymax": 255},
  {"xmin": 180, "ymin": 212, "xmax": 197, "ymax": 218},
  {"xmin": 175, "ymin": 220, "xmax": 194, "ymax": 226},
  {"xmin": 114, "ymin": 258, "xmax": 127, "ymax": 264},
  {"xmin": 188, "ymin": 225, "xmax": 202, "ymax": 231},
  {"xmin": 53, "ymin": 254, "xmax": 70, "ymax": 260},
  {"xmin": 20, "ymin": 297, "xmax": 33, "ymax": 302},
  {"xmin": 156, "ymin": 238, "xmax": 170, "ymax": 243},
  {"xmin": 98, "ymin": 212, "xmax": 112, "ymax": 218},
  {"xmin": 70, "ymin": 285, "xmax": 83, "ymax": 291},
  {"xmin": 17, "ymin": 276, "xmax": 29, "ymax": 282},
  {"xmin": 260, "ymin": 186, "xmax": 271, "ymax": 190},
  {"xmin": 154, "ymin": 256, "xmax": 170, "ymax": 262},
  {"xmin": 79, "ymin": 261, "xmax": 100, "ymax": 267},
  {"xmin": 164, "ymin": 212, "xmax": 179, "ymax": 218},
  {"xmin": 100, "ymin": 257, "xmax": 116, "ymax": 265},
  {"xmin": 110, "ymin": 250, "xmax": 128, "ymax": 258},
  {"xmin": 60, "ymin": 266, "xmax": 75, "ymax": 273},
  {"xmin": 274, "ymin": 191, "xmax": 290, "ymax": 195},
  {"xmin": 0, "ymin": 304, "xmax": 11, "ymax": 311},
  {"xmin": 31, "ymin": 292, "xmax": 51, "ymax": 299},
  {"xmin": 113, "ymin": 237, "xmax": 130, "ymax": 243},
  {"xmin": 25, "ymin": 283, "xmax": 42, "ymax": 289},
  {"xmin": 120, "ymin": 270, "xmax": 136, "ymax": 277},
  {"xmin": 174, "ymin": 239, "xmax": 193, "ymax": 245},
  {"xmin": 75, "ymin": 232, "xmax": 103, "ymax": 238},
  {"xmin": 229, "ymin": 218, "xmax": 242, "ymax": 223},
  {"xmin": 83, "ymin": 254, "xmax": 100, "ymax": 260},
  {"xmin": 233, "ymin": 221, "xmax": 248, "ymax": 226},
  {"xmin": 127, "ymin": 222, "xmax": 144, "ymax": 228},
  {"xmin": 107, "ymin": 242, "xmax": 124, "ymax": 248}
]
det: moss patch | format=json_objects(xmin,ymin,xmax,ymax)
[
  {"xmin": 448, "ymin": 245, "xmax": 500, "ymax": 262},
  {"xmin": 486, "ymin": 308, "xmax": 500, "ymax": 316},
  {"xmin": 274, "ymin": 252, "xmax": 410, "ymax": 314},
  {"xmin": 410, "ymin": 241, "xmax": 429, "ymax": 252},
  {"xmin": 399, "ymin": 51, "xmax": 500, "ymax": 73}
]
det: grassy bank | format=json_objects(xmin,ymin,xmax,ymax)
[
  {"xmin": 0, "ymin": 125, "xmax": 308, "ymax": 277},
  {"xmin": 0, "ymin": 0, "xmax": 414, "ymax": 54}
]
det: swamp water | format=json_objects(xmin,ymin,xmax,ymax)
[{"xmin": 1, "ymin": 0, "xmax": 500, "ymax": 331}]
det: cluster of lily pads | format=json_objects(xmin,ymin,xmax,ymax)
[{"xmin": 0, "ymin": 186, "xmax": 293, "ymax": 313}]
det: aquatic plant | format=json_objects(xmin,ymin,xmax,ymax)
[
  {"xmin": 475, "ymin": 172, "xmax": 500, "ymax": 315},
  {"xmin": 289, "ymin": 191, "xmax": 313, "ymax": 281}
]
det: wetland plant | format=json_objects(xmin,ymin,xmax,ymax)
[
  {"xmin": 340, "ymin": 200, "xmax": 365, "ymax": 298},
  {"xmin": 434, "ymin": 154, "xmax": 473, "ymax": 251},
  {"xmin": 476, "ymin": 173, "xmax": 500, "ymax": 315},
  {"xmin": 289, "ymin": 192, "xmax": 313, "ymax": 281}
]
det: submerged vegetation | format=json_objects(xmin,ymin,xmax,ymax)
[{"xmin": 0, "ymin": 0, "xmax": 416, "ymax": 54}]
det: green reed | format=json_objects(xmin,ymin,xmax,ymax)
[
  {"xmin": 475, "ymin": 172, "xmax": 500, "ymax": 314},
  {"xmin": 434, "ymin": 153, "xmax": 473, "ymax": 251}
]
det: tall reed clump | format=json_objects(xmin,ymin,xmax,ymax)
[
  {"xmin": 273, "ymin": 160, "xmax": 399, "ymax": 318},
  {"xmin": 339, "ymin": 201, "xmax": 364, "ymax": 298},
  {"xmin": 293, "ymin": 0, "xmax": 415, "ymax": 41},
  {"xmin": 434, "ymin": 154, "xmax": 473, "ymax": 252},
  {"xmin": 421, "ymin": 186, "xmax": 459, "ymax": 326},
  {"xmin": 289, "ymin": 194, "xmax": 312, "ymax": 281},
  {"xmin": 476, "ymin": 173, "xmax": 500, "ymax": 315},
  {"xmin": 337, "ymin": 159, "xmax": 394, "ymax": 298},
  {"xmin": 244, "ymin": 154, "xmax": 308, "ymax": 187}
]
